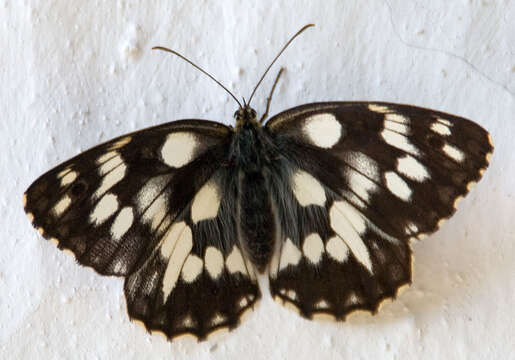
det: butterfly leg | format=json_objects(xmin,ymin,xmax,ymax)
[{"xmin": 260, "ymin": 68, "xmax": 285, "ymax": 123}]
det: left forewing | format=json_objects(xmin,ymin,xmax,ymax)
[{"xmin": 24, "ymin": 120, "xmax": 230, "ymax": 276}]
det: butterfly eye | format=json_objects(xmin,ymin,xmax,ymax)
[{"xmin": 234, "ymin": 109, "xmax": 243, "ymax": 119}]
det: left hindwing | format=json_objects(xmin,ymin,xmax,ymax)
[{"xmin": 265, "ymin": 102, "xmax": 492, "ymax": 318}]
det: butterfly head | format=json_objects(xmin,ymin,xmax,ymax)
[{"xmin": 234, "ymin": 105, "xmax": 258, "ymax": 128}]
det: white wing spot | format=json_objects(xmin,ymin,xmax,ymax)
[
  {"xmin": 155, "ymin": 214, "xmax": 173, "ymax": 240},
  {"xmin": 333, "ymin": 200, "xmax": 367, "ymax": 234},
  {"xmin": 107, "ymin": 136, "xmax": 131, "ymax": 150},
  {"xmin": 430, "ymin": 122, "xmax": 451, "ymax": 136},
  {"xmin": 347, "ymin": 293, "xmax": 360, "ymax": 305},
  {"xmin": 384, "ymin": 117, "xmax": 409, "ymax": 134},
  {"xmin": 90, "ymin": 193, "xmax": 119, "ymax": 226},
  {"xmin": 292, "ymin": 170, "xmax": 326, "ymax": 207},
  {"xmin": 345, "ymin": 168, "xmax": 379, "ymax": 203},
  {"xmin": 385, "ymin": 113, "xmax": 409, "ymax": 125},
  {"xmin": 346, "ymin": 151, "xmax": 380, "ymax": 181},
  {"xmin": 396, "ymin": 155, "xmax": 430, "ymax": 182},
  {"xmin": 110, "ymin": 207, "xmax": 134, "ymax": 240},
  {"xmin": 342, "ymin": 190, "xmax": 367, "ymax": 210},
  {"xmin": 60, "ymin": 171, "xmax": 77, "ymax": 186},
  {"xmin": 161, "ymin": 132, "xmax": 199, "ymax": 168},
  {"xmin": 385, "ymin": 171, "xmax": 412, "ymax": 201},
  {"xmin": 385, "ymin": 121, "xmax": 409, "ymax": 135},
  {"xmin": 211, "ymin": 313, "xmax": 227, "ymax": 326},
  {"xmin": 239, "ymin": 297, "xmax": 249, "ymax": 308},
  {"xmin": 302, "ymin": 233, "xmax": 324, "ymax": 265},
  {"xmin": 381, "ymin": 129, "xmax": 420, "ymax": 156},
  {"xmin": 94, "ymin": 162, "xmax": 127, "ymax": 199},
  {"xmin": 161, "ymin": 224, "xmax": 193, "ymax": 301},
  {"xmin": 96, "ymin": 150, "xmax": 119, "ymax": 164},
  {"xmin": 442, "ymin": 143, "xmax": 465, "ymax": 162},
  {"xmin": 98, "ymin": 152, "xmax": 123, "ymax": 175},
  {"xmin": 325, "ymin": 236, "xmax": 349, "ymax": 263},
  {"xmin": 191, "ymin": 179, "xmax": 221, "ymax": 223},
  {"xmin": 57, "ymin": 168, "xmax": 72, "ymax": 178},
  {"xmin": 314, "ymin": 299, "xmax": 330, "ymax": 309},
  {"xmin": 303, "ymin": 113, "xmax": 342, "ymax": 148},
  {"xmin": 286, "ymin": 290, "xmax": 297, "ymax": 301},
  {"xmin": 136, "ymin": 175, "xmax": 172, "ymax": 231},
  {"xmin": 329, "ymin": 202, "xmax": 372, "ymax": 272},
  {"xmin": 144, "ymin": 193, "xmax": 168, "ymax": 231},
  {"xmin": 205, "ymin": 246, "xmax": 225, "ymax": 279},
  {"xmin": 344, "ymin": 152, "xmax": 380, "ymax": 203},
  {"xmin": 112, "ymin": 259, "xmax": 128, "ymax": 273},
  {"xmin": 53, "ymin": 195, "xmax": 72, "ymax": 216},
  {"xmin": 181, "ymin": 315, "xmax": 195, "ymax": 328},
  {"xmin": 279, "ymin": 238, "xmax": 302, "ymax": 271},
  {"xmin": 226, "ymin": 246, "xmax": 247, "ymax": 275},
  {"xmin": 405, "ymin": 222, "xmax": 419, "ymax": 235},
  {"xmin": 160, "ymin": 221, "xmax": 187, "ymax": 258},
  {"xmin": 181, "ymin": 254, "xmax": 203, "ymax": 283},
  {"xmin": 437, "ymin": 117, "xmax": 452, "ymax": 127},
  {"xmin": 368, "ymin": 104, "xmax": 390, "ymax": 113}
]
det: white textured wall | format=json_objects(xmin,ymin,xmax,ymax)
[{"xmin": 1, "ymin": 1, "xmax": 514, "ymax": 359}]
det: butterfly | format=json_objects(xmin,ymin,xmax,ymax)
[{"xmin": 23, "ymin": 24, "xmax": 493, "ymax": 341}]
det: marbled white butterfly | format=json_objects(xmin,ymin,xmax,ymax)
[{"xmin": 23, "ymin": 24, "xmax": 493, "ymax": 341}]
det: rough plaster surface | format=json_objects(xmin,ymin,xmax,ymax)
[{"xmin": 1, "ymin": 1, "xmax": 514, "ymax": 359}]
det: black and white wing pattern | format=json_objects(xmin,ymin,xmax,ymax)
[
  {"xmin": 24, "ymin": 120, "xmax": 259, "ymax": 340},
  {"xmin": 265, "ymin": 102, "xmax": 492, "ymax": 319}
]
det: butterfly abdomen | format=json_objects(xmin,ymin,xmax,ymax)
[
  {"xmin": 231, "ymin": 115, "xmax": 278, "ymax": 272},
  {"xmin": 238, "ymin": 170, "xmax": 276, "ymax": 272}
]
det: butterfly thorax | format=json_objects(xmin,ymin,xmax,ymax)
[
  {"xmin": 230, "ymin": 105, "xmax": 277, "ymax": 271},
  {"xmin": 231, "ymin": 105, "xmax": 274, "ymax": 172}
]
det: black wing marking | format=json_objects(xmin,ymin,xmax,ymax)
[
  {"xmin": 265, "ymin": 102, "xmax": 492, "ymax": 318},
  {"xmin": 124, "ymin": 168, "xmax": 259, "ymax": 340},
  {"xmin": 24, "ymin": 119, "xmax": 260, "ymax": 340}
]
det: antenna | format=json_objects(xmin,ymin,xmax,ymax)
[
  {"xmin": 152, "ymin": 46, "xmax": 242, "ymax": 108},
  {"xmin": 247, "ymin": 24, "xmax": 314, "ymax": 106}
]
